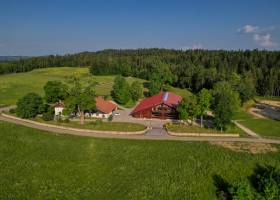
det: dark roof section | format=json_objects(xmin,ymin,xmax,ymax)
[
  {"xmin": 54, "ymin": 101, "xmax": 64, "ymax": 108},
  {"xmin": 131, "ymin": 91, "xmax": 182, "ymax": 114}
]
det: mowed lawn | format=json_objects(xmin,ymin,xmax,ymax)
[
  {"xmin": 233, "ymin": 111, "xmax": 280, "ymax": 138},
  {"xmin": 1, "ymin": 121, "xmax": 280, "ymax": 200},
  {"xmin": 166, "ymin": 123, "xmax": 246, "ymax": 136},
  {"xmin": 34, "ymin": 117, "xmax": 146, "ymax": 132},
  {"xmin": 240, "ymin": 119, "xmax": 280, "ymax": 138}
]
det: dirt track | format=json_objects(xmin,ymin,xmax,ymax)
[{"xmin": 1, "ymin": 114, "xmax": 280, "ymax": 144}]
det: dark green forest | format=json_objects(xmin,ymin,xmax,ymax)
[{"xmin": 1, "ymin": 49, "xmax": 280, "ymax": 96}]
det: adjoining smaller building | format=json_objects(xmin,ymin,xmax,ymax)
[
  {"xmin": 89, "ymin": 96, "xmax": 118, "ymax": 118},
  {"xmin": 54, "ymin": 97, "xmax": 118, "ymax": 119},
  {"xmin": 54, "ymin": 101, "xmax": 65, "ymax": 116},
  {"xmin": 131, "ymin": 91, "xmax": 182, "ymax": 120}
]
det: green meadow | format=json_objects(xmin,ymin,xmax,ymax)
[
  {"xmin": 1, "ymin": 121, "xmax": 280, "ymax": 200},
  {"xmin": 0, "ymin": 67, "xmax": 191, "ymax": 106}
]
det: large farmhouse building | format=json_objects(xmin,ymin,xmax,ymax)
[{"xmin": 131, "ymin": 91, "xmax": 182, "ymax": 120}]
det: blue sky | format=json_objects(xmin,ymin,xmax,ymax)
[{"xmin": 1, "ymin": 0, "xmax": 280, "ymax": 56}]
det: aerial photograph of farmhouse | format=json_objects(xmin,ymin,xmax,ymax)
[{"xmin": 1, "ymin": 0, "xmax": 280, "ymax": 199}]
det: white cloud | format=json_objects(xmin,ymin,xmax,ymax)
[
  {"xmin": 238, "ymin": 25, "xmax": 274, "ymax": 34},
  {"xmin": 238, "ymin": 25, "xmax": 260, "ymax": 33},
  {"xmin": 238, "ymin": 24, "xmax": 277, "ymax": 49},
  {"xmin": 181, "ymin": 43, "xmax": 205, "ymax": 50},
  {"xmin": 253, "ymin": 33, "xmax": 276, "ymax": 48}
]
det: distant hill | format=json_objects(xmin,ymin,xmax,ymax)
[{"xmin": 0, "ymin": 56, "xmax": 29, "ymax": 62}]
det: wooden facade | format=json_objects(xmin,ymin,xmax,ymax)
[{"xmin": 132, "ymin": 103, "xmax": 178, "ymax": 119}]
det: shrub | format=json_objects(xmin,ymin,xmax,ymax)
[
  {"xmin": 94, "ymin": 119, "xmax": 103, "ymax": 126},
  {"xmin": 42, "ymin": 112, "xmax": 53, "ymax": 121},
  {"xmin": 57, "ymin": 117, "xmax": 63, "ymax": 123},
  {"xmin": 16, "ymin": 93, "xmax": 44, "ymax": 119},
  {"xmin": 9, "ymin": 108, "xmax": 16, "ymax": 114},
  {"xmin": 103, "ymin": 95, "xmax": 109, "ymax": 100},
  {"xmin": 63, "ymin": 119, "xmax": 70, "ymax": 123},
  {"xmin": 253, "ymin": 166, "xmax": 280, "ymax": 199},
  {"xmin": 42, "ymin": 106, "xmax": 54, "ymax": 121},
  {"xmin": 108, "ymin": 115, "xmax": 113, "ymax": 121},
  {"xmin": 229, "ymin": 180, "xmax": 253, "ymax": 200}
]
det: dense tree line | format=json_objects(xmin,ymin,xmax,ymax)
[{"xmin": 1, "ymin": 49, "xmax": 280, "ymax": 96}]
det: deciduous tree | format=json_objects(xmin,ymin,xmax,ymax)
[
  {"xmin": 43, "ymin": 81, "xmax": 68, "ymax": 103},
  {"xmin": 176, "ymin": 95, "xmax": 199, "ymax": 125},
  {"xmin": 197, "ymin": 88, "xmax": 212, "ymax": 127},
  {"xmin": 112, "ymin": 75, "xmax": 131, "ymax": 104},
  {"xmin": 130, "ymin": 81, "xmax": 143, "ymax": 102},
  {"xmin": 237, "ymin": 74, "xmax": 255, "ymax": 104},
  {"xmin": 16, "ymin": 93, "xmax": 45, "ymax": 118},
  {"xmin": 63, "ymin": 79, "xmax": 96, "ymax": 124},
  {"xmin": 212, "ymin": 81, "xmax": 240, "ymax": 131}
]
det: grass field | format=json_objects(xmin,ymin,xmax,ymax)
[
  {"xmin": 233, "ymin": 111, "xmax": 280, "ymax": 138},
  {"xmin": 0, "ymin": 67, "xmax": 144, "ymax": 106},
  {"xmin": 0, "ymin": 67, "xmax": 191, "ymax": 106},
  {"xmin": 255, "ymin": 96, "xmax": 280, "ymax": 102},
  {"xmin": 165, "ymin": 85, "xmax": 193, "ymax": 99},
  {"xmin": 0, "ymin": 121, "xmax": 280, "ymax": 200},
  {"xmin": 34, "ymin": 117, "xmax": 146, "ymax": 132},
  {"xmin": 166, "ymin": 123, "xmax": 245, "ymax": 136}
]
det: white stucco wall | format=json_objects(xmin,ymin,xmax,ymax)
[
  {"xmin": 55, "ymin": 107, "xmax": 64, "ymax": 116},
  {"xmin": 54, "ymin": 107, "xmax": 112, "ymax": 119},
  {"xmin": 86, "ymin": 112, "xmax": 112, "ymax": 119}
]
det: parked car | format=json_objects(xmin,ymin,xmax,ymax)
[{"xmin": 114, "ymin": 112, "xmax": 120, "ymax": 116}]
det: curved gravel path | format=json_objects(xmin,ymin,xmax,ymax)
[
  {"xmin": 1, "ymin": 114, "xmax": 280, "ymax": 144},
  {"xmin": 233, "ymin": 120, "xmax": 261, "ymax": 138}
]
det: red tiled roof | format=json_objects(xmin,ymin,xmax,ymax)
[
  {"xmin": 96, "ymin": 96, "xmax": 117, "ymax": 114},
  {"xmin": 54, "ymin": 101, "xmax": 64, "ymax": 108},
  {"xmin": 131, "ymin": 91, "xmax": 182, "ymax": 114}
]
